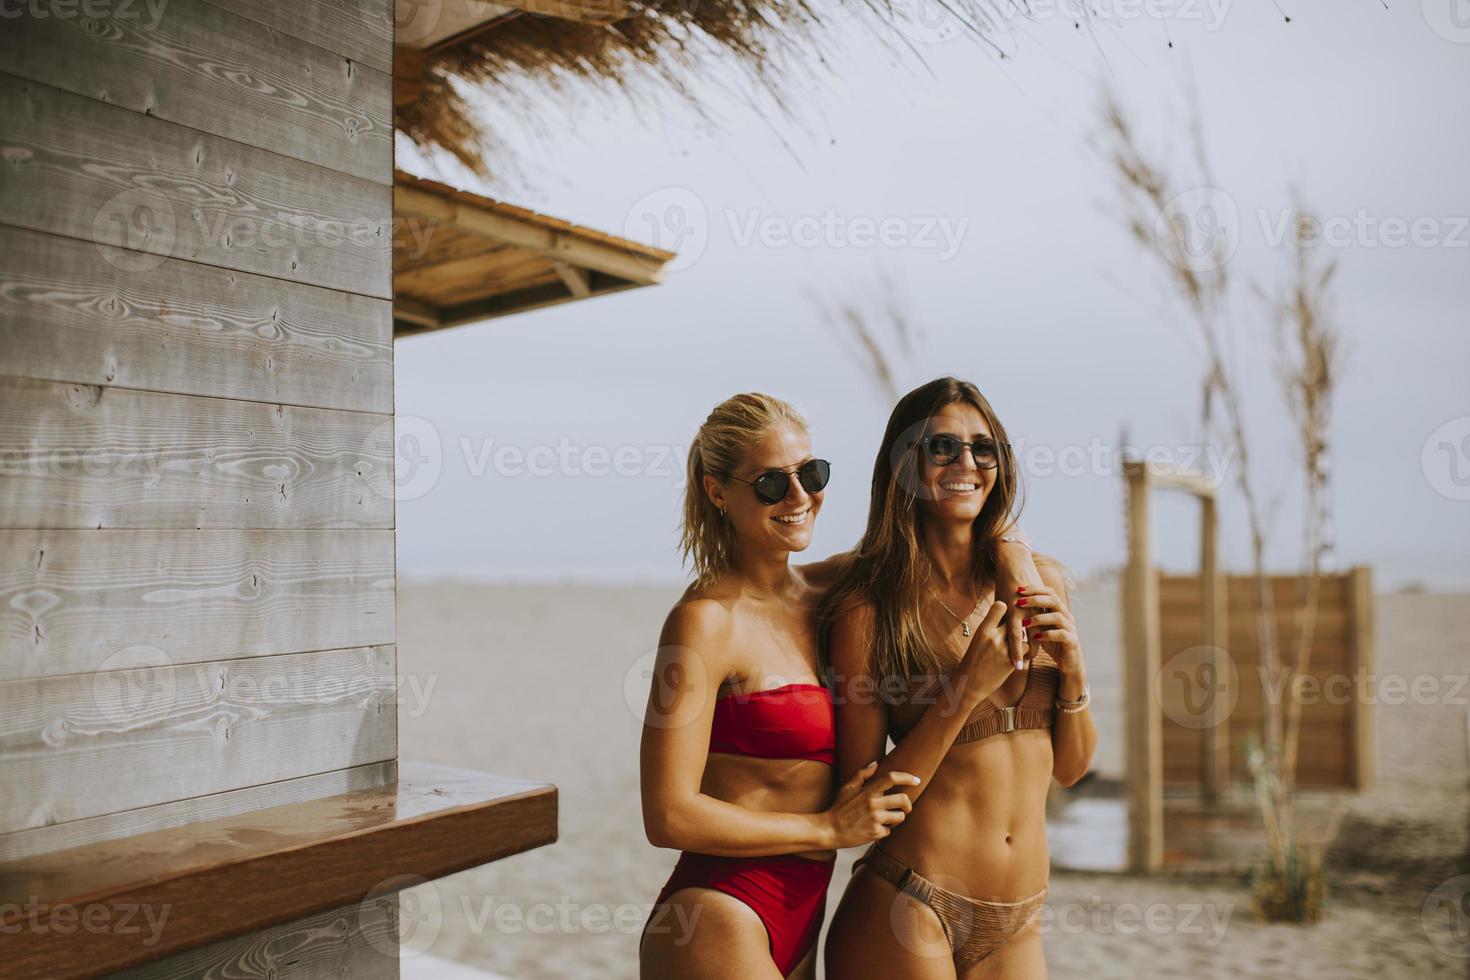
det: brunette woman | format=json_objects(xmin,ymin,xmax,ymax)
[{"xmin": 822, "ymin": 377, "xmax": 1098, "ymax": 979}]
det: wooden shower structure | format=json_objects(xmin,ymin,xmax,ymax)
[
  {"xmin": 0, "ymin": 2, "xmax": 672, "ymax": 977},
  {"xmin": 1122, "ymin": 458, "xmax": 1226, "ymax": 872},
  {"xmin": 1123, "ymin": 458, "xmax": 1375, "ymax": 873}
]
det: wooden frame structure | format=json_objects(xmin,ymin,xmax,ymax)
[
  {"xmin": 1122, "ymin": 458, "xmax": 1226, "ymax": 873},
  {"xmin": 393, "ymin": 172, "xmax": 676, "ymax": 338}
]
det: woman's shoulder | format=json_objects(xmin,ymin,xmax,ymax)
[
  {"xmin": 794, "ymin": 550, "xmax": 856, "ymax": 592},
  {"xmin": 660, "ymin": 583, "xmax": 735, "ymax": 648},
  {"xmin": 1030, "ymin": 551, "xmax": 1074, "ymax": 601}
]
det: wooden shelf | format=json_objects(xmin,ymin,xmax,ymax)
[{"xmin": 0, "ymin": 762, "xmax": 557, "ymax": 980}]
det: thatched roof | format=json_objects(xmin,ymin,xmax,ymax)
[{"xmin": 395, "ymin": 1, "xmax": 1019, "ymax": 176}]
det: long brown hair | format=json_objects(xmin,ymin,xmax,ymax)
[{"xmin": 821, "ymin": 377, "xmax": 1023, "ymax": 682}]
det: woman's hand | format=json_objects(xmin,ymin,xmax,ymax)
[
  {"xmin": 1016, "ymin": 584, "xmax": 1083, "ymax": 673},
  {"xmin": 993, "ymin": 539, "xmax": 1044, "ymax": 668},
  {"xmin": 952, "ymin": 598, "xmax": 1017, "ymax": 703},
  {"xmin": 822, "ymin": 761, "xmax": 918, "ymax": 848}
]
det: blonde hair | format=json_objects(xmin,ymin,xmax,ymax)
[{"xmin": 681, "ymin": 393, "xmax": 808, "ymax": 589}]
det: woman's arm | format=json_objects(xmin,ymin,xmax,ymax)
[
  {"xmin": 639, "ymin": 600, "xmax": 912, "ymax": 855},
  {"xmin": 1024, "ymin": 558, "xmax": 1097, "ymax": 787},
  {"xmin": 830, "ymin": 598, "xmax": 1015, "ymax": 807},
  {"xmin": 993, "ymin": 524, "xmax": 1045, "ymax": 669}
]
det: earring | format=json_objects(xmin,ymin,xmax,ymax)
[{"xmin": 719, "ymin": 507, "xmax": 727, "ymax": 518}]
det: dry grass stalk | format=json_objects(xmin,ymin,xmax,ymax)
[
  {"xmin": 1099, "ymin": 82, "xmax": 1286, "ymax": 769},
  {"xmin": 1261, "ymin": 200, "xmax": 1344, "ymax": 794},
  {"xmin": 1099, "ymin": 88, "xmax": 1345, "ymax": 914},
  {"xmin": 808, "ymin": 271, "xmax": 920, "ymax": 405}
]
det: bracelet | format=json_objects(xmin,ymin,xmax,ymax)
[
  {"xmin": 1055, "ymin": 683, "xmax": 1089, "ymax": 713},
  {"xmin": 998, "ymin": 535, "xmax": 1031, "ymax": 550}
]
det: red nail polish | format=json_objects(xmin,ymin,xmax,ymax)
[
  {"xmin": 1022, "ymin": 618, "xmax": 1032, "ymax": 626},
  {"xmin": 1016, "ymin": 598, "xmax": 1027, "ymax": 606},
  {"xmin": 1017, "ymin": 586, "xmax": 1026, "ymax": 593}
]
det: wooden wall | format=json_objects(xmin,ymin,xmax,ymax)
[
  {"xmin": 1158, "ymin": 568, "xmax": 1374, "ymax": 790},
  {"xmin": 0, "ymin": 0, "xmax": 397, "ymax": 876}
]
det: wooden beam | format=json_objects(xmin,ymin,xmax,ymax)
[
  {"xmin": 1199, "ymin": 495, "xmax": 1229, "ymax": 802},
  {"xmin": 394, "ymin": 295, "xmax": 441, "ymax": 328},
  {"xmin": 552, "ymin": 260, "xmax": 591, "ymax": 298},
  {"xmin": 394, "ymin": 44, "xmax": 428, "ymax": 108},
  {"xmin": 394, "ymin": 183, "xmax": 666, "ymax": 284},
  {"xmin": 439, "ymin": 276, "xmax": 634, "ymax": 327},
  {"xmin": 1122, "ymin": 458, "xmax": 1163, "ymax": 872},
  {"xmin": 396, "ymin": 276, "xmax": 646, "ymax": 338},
  {"xmin": 492, "ymin": 0, "xmax": 628, "ymax": 25},
  {"xmin": 1347, "ymin": 565, "xmax": 1375, "ymax": 791},
  {"xmin": 1145, "ymin": 465, "xmax": 1217, "ymax": 498}
]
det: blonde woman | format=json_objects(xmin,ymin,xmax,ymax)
[
  {"xmin": 638, "ymin": 392, "xmax": 922, "ymax": 979},
  {"xmin": 822, "ymin": 377, "xmax": 1098, "ymax": 979}
]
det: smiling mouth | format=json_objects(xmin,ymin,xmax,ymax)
[
  {"xmin": 940, "ymin": 481, "xmax": 978, "ymax": 493},
  {"xmin": 772, "ymin": 509, "xmax": 810, "ymax": 526}
]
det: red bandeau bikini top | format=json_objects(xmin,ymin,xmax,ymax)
[{"xmin": 708, "ymin": 682, "xmax": 836, "ymax": 765}]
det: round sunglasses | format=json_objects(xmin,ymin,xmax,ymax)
[
  {"xmin": 920, "ymin": 433, "xmax": 1008, "ymax": 470},
  {"xmin": 725, "ymin": 458, "xmax": 832, "ymax": 505}
]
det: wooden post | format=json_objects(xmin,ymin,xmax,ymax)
[
  {"xmin": 1199, "ymin": 496, "xmax": 1229, "ymax": 803},
  {"xmin": 1123, "ymin": 460, "xmax": 1164, "ymax": 872},
  {"xmin": 1347, "ymin": 565, "xmax": 1375, "ymax": 790}
]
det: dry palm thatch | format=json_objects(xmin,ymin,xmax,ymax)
[{"xmin": 397, "ymin": 1, "xmax": 1031, "ymax": 176}]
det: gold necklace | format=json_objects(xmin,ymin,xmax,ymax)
[{"xmin": 928, "ymin": 586, "xmax": 981, "ymax": 637}]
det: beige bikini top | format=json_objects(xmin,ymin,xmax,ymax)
[{"xmin": 886, "ymin": 648, "xmax": 1060, "ymax": 745}]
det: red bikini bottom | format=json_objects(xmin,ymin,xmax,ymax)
[{"xmin": 648, "ymin": 851, "xmax": 835, "ymax": 975}]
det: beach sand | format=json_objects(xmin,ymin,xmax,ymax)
[{"xmin": 396, "ymin": 580, "xmax": 1469, "ymax": 978}]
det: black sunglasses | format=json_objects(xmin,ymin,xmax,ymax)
[
  {"xmin": 726, "ymin": 458, "xmax": 832, "ymax": 505},
  {"xmin": 920, "ymin": 433, "xmax": 1008, "ymax": 469}
]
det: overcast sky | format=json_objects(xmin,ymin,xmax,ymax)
[{"xmin": 393, "ymin": 1, "xmax": 1470, "ymax": 592}]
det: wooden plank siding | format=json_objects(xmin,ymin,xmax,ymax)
[
  {"xmin": 0, "ymin": 2, "xmax": 392, "ymax": 184},
  {"xmin": 1158, "ymin": 570, "xmax": 1371, "ymax": 789},
  {"xmin": 0, "ymin": 645, "xmax": 397, "ymax": 834},
  {"xmin": 0, "ymin": 529, "xmax": 396, "ymax": 683},
  {"xmin": 0, "ymin": 73, "xmax": 392, "ymax": 298},
  {"xmin": 0, "ymin": 226, "xmax": 392, "ymax": 414},
  {"xmin": 0, "ymin": 375, "xmax": 396, "ymax": 530},
  {"xmin": 106, "ymin": 898, "xmax": 401, "ymax": 980},
  {"xmin": 0, "ymin": 0, "xmax": 398, "ymax": 881},
  {"xmin": 217, "ymin": 0, "xmax": 394, "ymax": 75}
]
